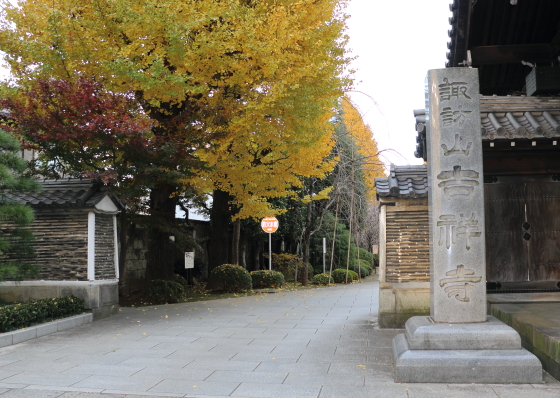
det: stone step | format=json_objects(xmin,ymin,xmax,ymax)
[
  {"xmin": 393, "ymin": 333, "xmax": 543, "ymax": 383},
  {"xmin": 405, "ymin": 315, "xmax": 522, "ymax": 350}
]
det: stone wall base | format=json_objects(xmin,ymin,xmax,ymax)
[
  {"xmin": 0, "ymin": 280, "xmax": 118, "ymax": 321},
  {"xmin": 379, "ymin": 282, "xmax": 430, "ymax": 328}
]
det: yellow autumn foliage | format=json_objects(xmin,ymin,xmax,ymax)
[
  {"xmin": 340, "ymin": 96, "xmax": 386, "ymax": 202},
  {"xmin": 0, "ymin": 0, "xmax": 351, "ymax": 218}
]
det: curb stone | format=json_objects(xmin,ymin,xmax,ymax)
[{"xmin": 0, "ymin": 313, "xmax": 93, "ymax": 348}]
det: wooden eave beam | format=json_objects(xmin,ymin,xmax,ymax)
[{"xmin": 471, "ymin": 43, "xmax": 560, "ymax": 65}]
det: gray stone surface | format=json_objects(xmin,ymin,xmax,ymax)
[
  {"xmin": 0, "ymin": 281, "xmax": 554, "ymax": 398},
  {"xmin": 57, "ymin": 316, "xmax": 84, "ymax": 332},
  {"xmin": 405, "ymin": 315, "xmax": 522, "ymax": 349},
  {"xmin": 393, "ymin": 333, "xmax": 542, "ymax": 383},
  {"xmin": 387, "ymin": 67, "xmax": 544, "ymax": 385},
  {"xmin": 10, "ymin": 330, "xmax": 36, "ymax": 346},
  {"xmin": 0, "ymin": 336, "xmax": 11, "ymax": 349},
  {"xmin": 426, "ymin": 67, "xmax": 486, "ymax": 323},
  {"xmin": 35, "ymin": 322, "xmax": 59, "ymax": 338},
  {"xmin": 0, "ymin": 314, "xmax": 92, "ymax": 349}
]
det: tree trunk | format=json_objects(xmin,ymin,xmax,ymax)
[
  {"xmin": 250, "ymin": 236, "xmax": 261, "ymax": 271},
  {"xmin": 232, "ymin": 218, "xmax": 241, "ymax": 266},
  {"xmin": 208, "ymin": 189, "xmax": 232, "ymax": 274},
  {"xmin": 240, "ymin": 233, "xmax": 247, "ymax": 269},
  {"xmin": 329, "ymin": 197, "xmax": 339, "ymax": 284},
  {"xmin": 345, "ymin": 145, "xmax": 355, "ymax": 284},
  {"xmin": 145, "ymin": 185, "xmax": 178, "ymax": 281},
  {"xmin": 302, "ymin": 179, "xmax": 315, "ymax": 286}
]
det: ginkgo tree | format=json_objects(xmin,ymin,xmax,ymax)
[
  {"xmin": 0, "ymin": 0, "xmax": 352, "ymax": 280},
  {"xmin": 330, "ymin": 96, "xmax": 385, "ymax": 279},
  {"xmin": 190, "ymin": 83, "xmax": 341, "ymax": 272}
]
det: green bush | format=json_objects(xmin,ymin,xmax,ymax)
[
  {"xmin": 311, "ymin": 273, "xmax": 333, "ymax": 285},
  {"xmin": 250, "ymin": 270, "xmax": 285, "ymax": 288},
  {"xmin": 358, "ymin": 248, "xmax": 374, "ymax": 265},
  {"xmin": 357, "ymin": 258, "xmax": 372, "ymax": 268},
  {"xmin": 359, "ymin": 261, "xmax": 373, "ymax": 275},
  {"xmin": 145, "ymin": 279, "xmax": 185, "ymax": 304},
  {"xmin": 348, "ymin": 263, "xmax": 370, "ymax": 278},
  {"xmin": 331, "ymin": 268, "xmax": 359, "ymax": 283},
  {"xmin": 269, "ymin": 253, "xmax": 298, "ymax": 275},
  {"xmin": 0, "ymin": 296, "xmax": 85, "ymax": 333},
  {"xmin": 372, "ymin": 254, "xmax": 379, "ymax": 267},
  {"xmin": 173, "ymin": 274, "xmax": 189, "ymax": 289},
  {"xmin": 210, "ymin": 264, "xmax": 252, "ymax": 292}
]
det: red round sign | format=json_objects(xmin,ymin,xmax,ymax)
[{"xmin": 261, "ymin": 217, "xmax": 279, "ymax": 233}]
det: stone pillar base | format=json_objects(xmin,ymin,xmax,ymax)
[{"xmin": 393, "ymin": 316, "xmax": 542, "ymax": 383}]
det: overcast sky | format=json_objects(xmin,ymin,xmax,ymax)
[{"xmin": 345, "ymin": 0, "xmax": 452, "ymax": 167}]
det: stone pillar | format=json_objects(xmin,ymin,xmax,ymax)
[
  {"xmin": 391, "ymin": 68, "xmax": 542, "ymax": 384},
  {"xmin": 426, "ymin": 68, "xmax": 486, "ymax": 323}
]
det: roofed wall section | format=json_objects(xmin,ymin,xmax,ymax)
[{"xmin": 376, "ymin": 165, "xmax": 429, "ymax": 283}]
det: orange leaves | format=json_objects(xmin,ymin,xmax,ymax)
[
  {"xmin": 340, "ymin": 96, "xmax": 385, "ymax": 202},
  {"xmin": 1, "ymin": 0, "xmax": 352, "ymax": 219}
]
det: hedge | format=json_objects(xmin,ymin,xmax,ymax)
[
  {"xmin": 0, "ymin": 296, "xmax": 85, "ymax": 333},
  {"xmin": 331, "ymin": 268, "xmax": 359, "ymax": 283},
  {"xmin": 311, "ymin": 273, "xmax": 333, "ymax": 285},
  {"xmin": 250, "ymin": 270, "xmax": 285, "ymax": 288},
  {"xmin": 145, "ymin": 279, "xmax": 186, "ymax": 304},
  {"xmin": 210, "ymin": 264, "xmax": 252, "ymax": 292}
]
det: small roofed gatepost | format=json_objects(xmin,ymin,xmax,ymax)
[
  {"xmin": 375, "ymin": 164, "xmax": 430, "ymax": 328},
  {"xmin": 0, "ymin": 178, "xmax": 122, "ymax": 320}
]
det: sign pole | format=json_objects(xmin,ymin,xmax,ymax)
[
  {"xmin": 261, "ymin": 217, "xmax": 279, "ymax": 271},
  {"xmin": 184, "ymin": 251, "xmax": 194, "ymax": 301},
  {"xmin": 323, "ymin": 237, "xmax": 326, "ymax": 274},
  {"xmin": 269, "ymin": 233, "xmax": 272, "ymax": 270}
]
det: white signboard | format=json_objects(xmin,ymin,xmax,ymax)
[{"xmin": 184, "ymin": 252, "xmax": 195, "ymax": 269}]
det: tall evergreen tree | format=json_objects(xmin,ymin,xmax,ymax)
[{"xmin": 0, "ymin": 129, "xmax": 41, "ymax": 280}]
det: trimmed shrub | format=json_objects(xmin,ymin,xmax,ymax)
[
  {"xmin": 146, "ymin": 279, "xmax": 185, "ymax": 304},
  {"xmin": 0, "ymin": 296, "xmax": 85, "ymax": 333},
  {"xmin": 311, "ymin": 273, "xmax": 333, "ymax": 285},
  {"xmin": 251, "ymin": 270, "xmax": 285, "ymax": 288},
  {"xmin": 358, "ymin": 248, "xmax": 374, "ymax": 265},
  {"xmin": 348, "ymin": 263, "xmax": 370, "ymax": 278},
  {"xmin": 331, "ymin": 268, "xmax": 359, "ymax": 283},
  {"xmin": 173, "ymin": 274, "xmax": 189, "ymax": 289},
  {"xmin": 270, "ymin": 253, "xmax": 298, "ymax": 275},
  {"xmin": 357, "ymin": 258, "xmax": 372, "ymax": 268},
  {"xmin": 359, "ymin": 261, "xmax": 373, "ymax": 275},
  {"xmin": 210, "ymin": 264, "xmax": 252, "ymax": 293}
]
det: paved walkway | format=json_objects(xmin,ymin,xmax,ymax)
[{"xmin": 0, "ymin": 281, "xmax": 557, "ymax": 398}]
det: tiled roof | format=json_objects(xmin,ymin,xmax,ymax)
[
  {"xmin": 414, "ymin": 96, "xmax": 560, "ymax": 160},
  {"xmin": 375, "ymin": 164, "xmax": 428, "ymax": 199},
  {"xmin": 4, "ymin": 178, "xmax": 115, "ymax": 209},
  {"xmin": 480, "ymin": 96, "xmax": 560, "ymax": 140}
]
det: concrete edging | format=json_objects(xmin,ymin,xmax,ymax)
[{"xmin": 0, "ymin": 313, "xmax": 93, "ymax": 348}]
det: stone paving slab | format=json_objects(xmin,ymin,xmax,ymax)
[{"xmin": 0, "ymin": 281, "xmax": 555, "ymax": 397}]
